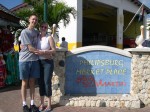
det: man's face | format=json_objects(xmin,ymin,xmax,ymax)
[{"xmin": 29, "ymin": 15, "xmax": 38, "ymax": 27}]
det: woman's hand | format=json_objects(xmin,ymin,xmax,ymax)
[
  {"xmin": 36, "ymin": 50, "xmax": 53, "ymax": 59},
  {"xmin": 34, "ymin": 50, "xmax": 44, "ymax": 55}
]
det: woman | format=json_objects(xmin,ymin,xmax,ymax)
[{"xmin": 37, "ymin": 22, "xmax": 56, "ymax": 112}]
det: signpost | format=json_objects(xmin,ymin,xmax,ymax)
[
  {"xmin": 65, "ymin": 51, "xmax": 131, "ymax": 95},
  {"xmin": 44, "ymin": 0, "xmax": 47, "ymax": 22}
]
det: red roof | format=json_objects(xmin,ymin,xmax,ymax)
[{"xmin": 10, "ymin": 3, "xmax": 28, "ymax": 12}]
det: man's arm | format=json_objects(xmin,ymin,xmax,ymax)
[{"xmin": 27, "ymin": 44, "xmax": 39, "ymax": 53}]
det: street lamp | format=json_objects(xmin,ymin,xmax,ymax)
[{"xmin": 44, "ymin": 0, "xmax": 47, "ymax": 22}]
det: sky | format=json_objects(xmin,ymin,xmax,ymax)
[{"xmin": 0, "ymin": 0, "xmax": 23, "ymax": 9}]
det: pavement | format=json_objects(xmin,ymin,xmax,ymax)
[{"xmin": 1, "ymin": 85, "xmax": 150, "ymax": 112}]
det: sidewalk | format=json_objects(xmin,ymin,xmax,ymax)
[{"xmin": 0, "ymin": 85, "xmax": 150, "ymax": 112}]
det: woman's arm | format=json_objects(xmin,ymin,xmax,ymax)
[{"xmin": 45, "ymin": 36, "xmax": 56, "ymax": 55}]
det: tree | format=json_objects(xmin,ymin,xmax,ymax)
[
  {"xmin": 14, "ymin": 0, "xmax": 76, "ymax": 47},
  {"xmin": 15, "ymin": 0, "xmax": 76, "ymax": 27}
]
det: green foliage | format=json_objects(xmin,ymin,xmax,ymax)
[
  {"xmin": 16, "ymin": 0, "xmax": 76, "ymax": 27},
  {"xmin": 16, "ymin": 9, "xmax": 33, "ymax": 21},
  {"xmin": 49, "ymin": 2, "xmax": 76, "ymax": 27}
]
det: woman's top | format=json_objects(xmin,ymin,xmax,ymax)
[{"xmin": 37, "ymin": 34, "xmax": 51, "ymax": 60}]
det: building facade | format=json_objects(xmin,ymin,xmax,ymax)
[{"xmin": 58, "ymin": 0, "xmax": 150, "ymax": 50}]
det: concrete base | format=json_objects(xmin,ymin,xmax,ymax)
[{"xmin": 59, "ymin": 95, "xmax": 141, "ymax": 109}]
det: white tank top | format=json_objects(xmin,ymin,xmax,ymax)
[{"xmin": 38, "ymin": 34, "xmax": 50, "ymax": 59}]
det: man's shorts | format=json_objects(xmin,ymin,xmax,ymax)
[{"xmin": 19, "ymin": 61, "xmax": 40, "ymax": 80}]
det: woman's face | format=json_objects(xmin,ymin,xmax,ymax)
[{"xmin": 40, "ymin": 23, "xmax": 48, "ymax": 33}]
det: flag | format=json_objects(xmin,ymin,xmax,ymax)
[{"xmin": 138, "ymin": 5, "xmax": 144, "ymax": 22}]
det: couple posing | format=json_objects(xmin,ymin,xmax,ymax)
[{"xmin": 19, "ymin": 14, "xmax": 56, "ymax": 112}]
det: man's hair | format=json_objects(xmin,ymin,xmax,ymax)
[
  {"xmin": 28, "ymin": 14, "xmax": 38, "ymax": 21},
  {"xmin": 62, "ymin": 37, "xmax": 65, "ymax": 41},
  {"xmin": 29, "ymin": 14, "xmax": 38, "ymax": 18}
]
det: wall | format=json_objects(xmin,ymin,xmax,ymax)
[
  {"xmin": 95, "ymin": 0, "xmax": 141, "ymax": 13},
  {"xmin": 58, "ymin": 0, "xmax": 146, "ymax": 50},
  {"xmin": 124, "ymin": 12, "xmax": 142, "ymax": 38},
  {"xmin": 129, "ymin": 49, "xmax": 150, "ymax": 106},
  {"xmin": 51, "ymin": 47, "xmax": 150, "ymax": 109},
  {"xmin": 51, "ymin": 48, "xmax": 66, "ymax": 103},
  {"xmin": 58, "ymin": 0, "xmax": 80, "ymax": 50}
]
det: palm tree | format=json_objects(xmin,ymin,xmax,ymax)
[
  {"xmin": 14, "ymin": 0, "xmax": 76, "ymax": 46},
  {"xmin": 15, "ymin": 0, "xmax": 76, "ymax": 27}
]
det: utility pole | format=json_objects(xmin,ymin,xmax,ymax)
[{"xmin": 44, "ymin": 0, "xmax": 47, "ymax": 22}]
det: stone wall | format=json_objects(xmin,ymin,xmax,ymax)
[
  {"xmin": 51, "ymin": 48, "xmax": 66, "ymax": 104},
  {"xmin": 129, "ymin": 49, "xmax": 150, "ymax": 107},
  {"xmin": 51, "ymin": 48, "xmax": 150, "ymax": 109}
]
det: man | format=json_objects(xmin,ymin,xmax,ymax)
[
  {"xmin": 60, "ymin": 37, "xmax": 68, "ymax": 50},
  {"xmin": 19, "ymin": 14, "xmax": 40, "ymax": 112}
]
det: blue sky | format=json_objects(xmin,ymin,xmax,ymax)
[{"xmin": 0, "ymin": 0, "xmax": 23, "ymax": 9}]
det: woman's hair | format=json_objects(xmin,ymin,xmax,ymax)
[{"xmin": 40, "ymin": 22, "xmax": 48, "ymax": 27}]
